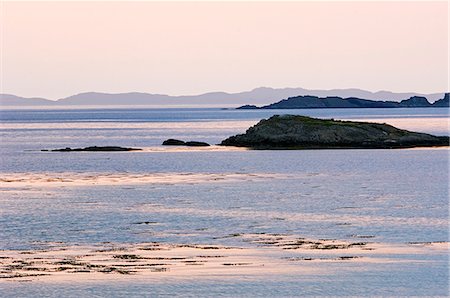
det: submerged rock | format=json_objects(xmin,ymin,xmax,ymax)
[
  {"xmin": 162, "ymin": 139, "xmax": 210, "ymax": 146},
  {"xmin": 220, "ymin": 115, "xmax": 449, "ymax": 149},
  {"xmin": 43, "ymin": 146, "xmax": 142, "ymax": 152}
]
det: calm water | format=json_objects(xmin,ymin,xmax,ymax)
[{"xmin": 0, "ymin": 107, "xmax": 449, "ymax": 296}]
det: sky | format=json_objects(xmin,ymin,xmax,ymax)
[{"xmin": 1, "ymin": 1, "xmax": 448, "ymax": 99}]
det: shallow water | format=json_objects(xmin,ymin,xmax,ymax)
[{"xmin": 0, "ymin": 107, "xmax": 448, "ymax": 296}]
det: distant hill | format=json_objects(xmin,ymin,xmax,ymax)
[
  {"xmin": 238, "ymin": 93, "xmax": 449, "ymax": 109},
  {"xmin": 0, "ymin": 87, "xmax": 447, "ymax": 107},
  {"xmin": 0, "ymin": 94, "xmax": 54, "ymax": 106}
]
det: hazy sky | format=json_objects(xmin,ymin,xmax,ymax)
[{"xmin": 1, "ymin": 1, "xmax": 448, "ymax": 99}]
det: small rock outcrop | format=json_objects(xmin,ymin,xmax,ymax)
[
  {"xmin": 162, "ymin": 139, "xmax": 210, "ymax": 147},
  {"xmin": 162, "ymin": 139, "xmax": 187, "ymax": 145},
  {"xmin": 43, "ymin": 146, "xmax": 142, "ymax": 152},
  {"xmin": 184, "ymin": 141, "xmax": 210, "ymax": 147},
  {"xmin": 237, "ymin": 105, "xmax": 259, "ymax": 110},
  {"xmin": 220, "ymin": 115, "xmax": 449, "ymax": 149}
]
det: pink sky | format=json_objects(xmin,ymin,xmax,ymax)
[{"xmin": 1, "ymin": 1, "xmax": 448, "ymax": 99}]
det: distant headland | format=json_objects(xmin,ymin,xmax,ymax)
[{"xmin": 237, "ymin": 93, "xmax": 449, "ymax": 110}]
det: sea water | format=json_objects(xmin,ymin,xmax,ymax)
[{"xmin": 0, "ymin": 107, "xmax": 448, "ymax": 296}]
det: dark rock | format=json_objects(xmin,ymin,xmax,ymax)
[
  {"xmin": 162, "ymin": 139, "xmax": 186, "ymax": 145},
  {"xmin": 185, "ymin": 141, "xmax": 210, "ymax": 147},
  {"xmin": 220, "ymin": 115, "xmax": 449, "ymax": 149},
  {"xmin": 162, "ymin": 139, "xmax": 210, "ymax": 146},
  {"xmin": 236, "ymin": 105, "xmax": 259, "ymax": 110},
  {"xmin": 44, "ymin": 146, "xmax": 141, "ymax": 152}
]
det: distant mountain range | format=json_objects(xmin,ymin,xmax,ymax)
[
  {"xmin": 0, "ymin": 87, "xmax": 447, "ymax": 107},
  {"xmin": 238, "ymin": 93, "xmax": 449, "ymax": 110}
]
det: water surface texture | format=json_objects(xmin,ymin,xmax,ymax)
[{"xmin": 0, "ymin": 108, "xmax": 448, "ymax": 296}]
